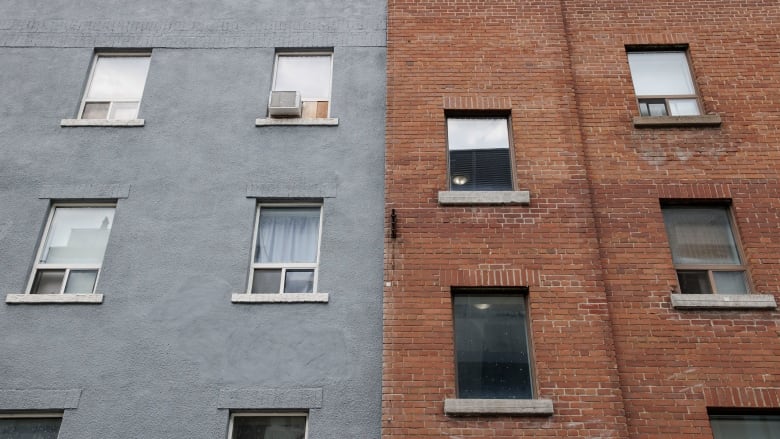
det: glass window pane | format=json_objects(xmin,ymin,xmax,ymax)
[
  {"xmin": 668, "ymin": 98, "xmax": 700, "ymax": 116},
  {"xmin": 284, "ymin": 270, "xmax": 314, "ymax": 293},
  {"xmin": 41, "ymin": 207, "xmax": 114, "ymax": 265},
  {"xmin": 31, "ymin": 270, "xmax": 65, "ymax": 294},
  {"xmin": 638, "ymin": 99, "xmax": 668, "ymax": 117},
  {"xmin": 662, "ymin": 206, "xmax": 741, "ymax": 265},
  {"xmin": 86, "ymin": 56, "xmax": 151, "ymax": 101},
  {"xmin": 0, "ymin": 417, "xmax": 62, "ymax": 439},
  {"xmin": 677, "ymin": 270, "xmax": 713, "ymax": 294},
  {"xmin": 64, "ymin": 270, "xmax": 98, "ymax": 294},
  {"xmin": 453, "ymin": 293, "xmax": 532, "ymax": 399},
  {"xmin": 711, "ymin": 414, "xmax": 780, "ymax": 439},
  {"xmin": 274, "ymin": 55, "xmax": 332, "ymax": 100},
  {"xmin": 252, "ymin": 269, "xmax": 282, "ymax": 294},
  {"xmin": 231, "ymin": 415, "xmax": 307, "ymax": 439},
  {"xmin": 628, "ymin": 52, "xmax": 696, "ymax": 96},
  {"xmin": 447, "ymin": 118, "xmax": 510, "ymax": 151},
  {"xmin": 713, "ymin": 271, "xmax": 748, "ymax": 294},
  {"xmin": 81, "ymin": 102, "xmax": 110, "ymax": 119},
  {"xmin": 109, "ymin": 101, "xmax": 140, "ymax": 120},
  {"xmin": 255, "ymin": 207, "xmax": 320, "ymax": 264}
]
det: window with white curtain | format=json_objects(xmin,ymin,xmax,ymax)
[
  {"xmin": 627, "ymin": 51, "xmax": 701, "ymax": 117},
  {"xmin": 248, "ymin": 205, "xmax": 323, "ymax": 294},
  {"xmin": 228, "ymin": 413, "xmax": 307, "ymax": 439},
  {"xmin": 27, "ymin": 205, "xmax": 115, "ymax": 295},
  {"xmin": 662, "ymin": 205, "xmax": 749, "ymax": 294},
  {"xmin": 710, "ymin": 413, "xmax": 780, "ymax": 439},
  {"xmin": 0, "ymin": 414, "xmax": 63, "ymax": 439},
  {"xmin": 79, "ymin": 53, "xmax": 151, "ymax": 120}
]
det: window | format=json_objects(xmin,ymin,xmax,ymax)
[
  {"xmin": 79, "ymin": 53, "xmax": 151, "ymax": 120},
  {"xmin": 272, "ymin": 53, "xmax": 332, "ymax": 118},
  {"xmin": 627, "ymin": 51, "xmax": 701, "ymax": 117},
  {"xmin": 452, "ymin": 291, "xmax": 533, "ymax": 399},
  {"xmin": 27, "ymin": 205, "xmax": 115, "ymax": 295},
  {"xmin": 710, "ymin": 413, "xmax": 780, "ymax": 439},
  {"xmin": 228, "ymin": 413, "xmax": 307, "ymax": 439},
  {"xmin": 248, "ymin": 205, "xmax": 322, "ymax": 294},
  {"xmin": 446, "ymin": 117, "xmax": 513, "ymax": 191},
  {"xmin": 0, "ymin": 414, "xmax": 62, "ymax": 439},
  {"xmin": 662, "ymin": 205, "xmax": 749, "ymax": 294}
]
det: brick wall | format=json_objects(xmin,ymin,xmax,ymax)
[{"xmin": 384, "ymin": 0, "xmax": 780, "ymax": 437}]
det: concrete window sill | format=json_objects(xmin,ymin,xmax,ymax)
[
  {"xmin": 231, "ymin": 293, "xmax": 329, "ymax": 303},
  {"xmin": 61, "ymin": 119, "xmax": 145, "ymax": 127},
  {"xmin": 255, "ymin": 118, "xmax": 339, "ymax": 126},
  {"xmin": 6, "ymin": 294, "xmax": 104, "ymax": 304},
  {"xmin": 444, "ymin": 398, "xmax": 554, "ymax": 416},
  {"xmin": 438, "ymin": 190, "xmax": 530, "ymax": 205},
  {"xmin": 633, "ymin": 115, "xmax": 721, "ymax": 128},
  {"xmin": 671, "ymin": 294, "xmax": 777, "ymax": 310}
]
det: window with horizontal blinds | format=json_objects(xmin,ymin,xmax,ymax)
[{"xmin": 447, "ymin": 117, "xmax": 513, "ymax": 191}]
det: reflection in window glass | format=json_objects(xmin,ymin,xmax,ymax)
[
  {"xmin": 447, "ymin": 118, "xmax": 513, "ymax": 191},
  {"xmin": 710, "ymin": 413, "xmax": 780, "ymax": 439},
  {"xmin": 0, "ymin": 417, "xmax": 62, "ymax": 439},
  {"xmin": 453, "ymin": 292, "xmax": 532, "ymax": 399},
  {"xmin": 230, "ymin": 415, "xmax": 307, "ymax": 439}
]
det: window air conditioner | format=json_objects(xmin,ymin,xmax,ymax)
[{"xmin": 268, "ymin": 91, "xmax": 302, "ymax": 117}]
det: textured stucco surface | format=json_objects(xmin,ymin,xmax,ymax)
[{"xmin": 0, "ymin": 2, "xmax": 385, "ymax": 438}]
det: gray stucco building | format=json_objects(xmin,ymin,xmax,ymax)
[{"xmin": 0, "ymin": 2, "xmax": 386, "ymax": 438}]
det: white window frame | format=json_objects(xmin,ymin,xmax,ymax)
[
  {"xmin": 227, "ymin": 412, "xmax": 308, "ymax": 439},
  {"xmin": 25, "ymin": 203, "xmax": 115, "ymax": 296},
  {"xmin": 271, "ymin": 52, "xmax": 334, "ymax": 117},
  {"xmin": 78, "ymin": 52, "xmax": 151, "ymax": 120},
  {"xmin": 247, "ymin": 204, "xmax": 323, "ymax": 295}
]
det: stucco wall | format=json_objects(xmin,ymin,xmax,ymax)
[{"xmin": 0, "ymin": 2, "xmax": 386, "ymax": 438}]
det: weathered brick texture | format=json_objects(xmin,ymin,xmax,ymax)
[{"xmin": 385, "ymin": 0, "xmax": 780, "ymax": 438}]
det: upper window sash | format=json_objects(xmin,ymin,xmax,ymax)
[{"xmin": 272, "ymin": 53, "xmax": 333, "ymax": 102}]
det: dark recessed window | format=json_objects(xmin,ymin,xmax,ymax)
[
  {"xmin": 446, "ymin": 117, "xmax": 513, "ymax": 191},
  {"xmin": 710, "ymin": 413, "xmax": 780, "ymax": 439},
  {"xmin": 452, "ymin": 291, "xmax": 532, "ymax": 399},
  {"xmin": 229, "ymin": 414, "xmax": 307, "ymax": 439},
  {"xmin": 0, "ymin": 416, "xmax": 62, "ymax": 439},
  {"xmin": 662, "ymin": 205, "xmax": 749, "ymax": 294}
]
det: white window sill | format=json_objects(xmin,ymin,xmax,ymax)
[
  {"xmin": 255, "ymin": 118, "xmax": 338, "ymax": 126},
  {"xmin": 633, "ymin": 115, "xmax": 721, "ymax": 128},
  {"xmin": 438, "ymin": 190, "xmax": 530, "ymax": 205},
  {"xmin": 61, "ymin": 119, "xmax": 144, "ymax": 127},
  {"xmin": 6, "ymin": 294, "xmax": 104, "ymax": 304},
  {"xmin": 671, "ymin": 294, "xmax": 777, "ymax": 310},
  {"xmin": 231, "ymin": 293, "xmax": 329, "ymax": 303},
  {"xmin": 444, "ymin": 398, "xmax": 554, "ymax": 416}
]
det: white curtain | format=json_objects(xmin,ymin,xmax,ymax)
[{"xmin": 255, "ymin": 207, "xmax": 320, "ymax": 263}]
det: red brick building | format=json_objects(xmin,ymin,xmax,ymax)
[{"xmin": 383, "ymin": 1, "xmax": 780, "ymax": 438}]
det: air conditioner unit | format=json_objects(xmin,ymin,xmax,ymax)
[{"xmin": 268, "ymin": 91, "xmax": 302, "ymax": 117}]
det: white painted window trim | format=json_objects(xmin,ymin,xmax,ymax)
[
  {"xmin": 246, "ymin": 203, "xmax": 324, "ymax": 296},
  {"xmin": 444, "ymin": 398, "xmax": 554, "ymax": 416},
  {"xmin": 9, "ymin": 203, "xmax": 114, "ymax": 303},
  {"xmin": 76, "ymin": 51, "xmax": 151, "ymax": 122},
  {"xmin": 227, "ymin": 412, "xmax": 308, "ymax": 439}
]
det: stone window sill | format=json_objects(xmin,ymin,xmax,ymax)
[
  {"xmin": 6, "ymin": 294, "xmax": 104, "ymax": 304},
  {"xmin": 61, "ymin": 119, "xmax": 144, "ymax": 127},
  {"xmin": 255, "ymin": 118, "xmax": 339, "ymax": 126},
  {"xmin": 444, "ymin": 398, "xmax": 553, "ymax": 416},
  {"xmin": 633, "ymin": 115, "xmax": 721, "ymax": 128},
  {"xmin": 438, "ymin": 190, "xmax": 530, "ymax": 205},
  {"xmin": 231, "ymin": 293, "xmax": 329, "ymax": 303},
  {"xmin": 671, "ymin": 293, "xmax": 777, "ymax": 310}
]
